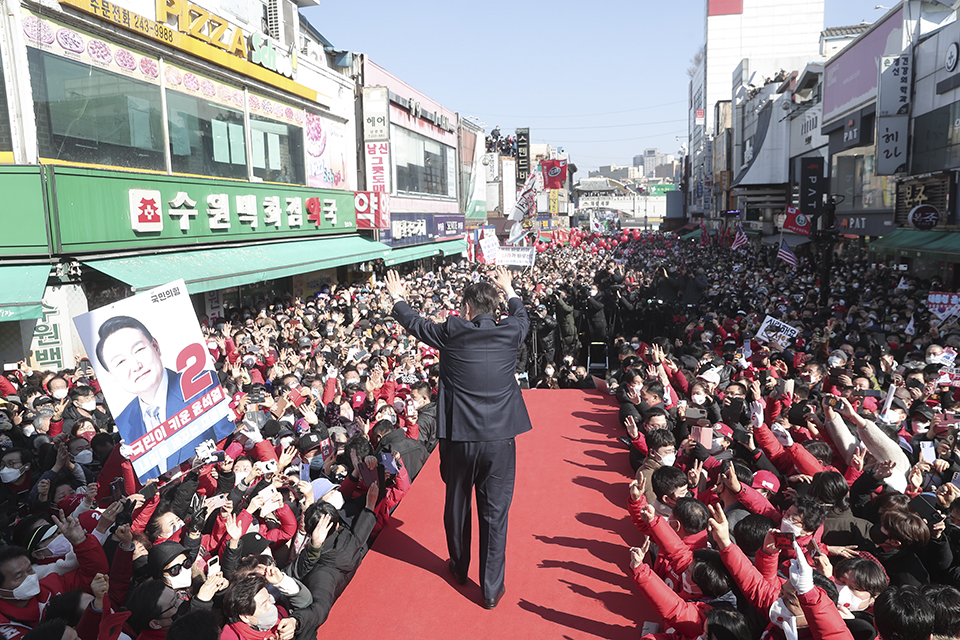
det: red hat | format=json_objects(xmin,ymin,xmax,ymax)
[
  {"xmin": 224, "ymin": 441, "xmax": 244, "ymax": 460},
  {"xmin": 351, "ymin": 391, "xmax": 366, "ymax": 410},
  {"xmin": 714, "ymin": 423, "xmax": 734, "ymax": 439},
  {"xmin": 77, "ymin": 510, "xmax": 101, "ymax": 534},
  {"xmin": 752, "ymin": 470, "xmax": 780, "ymax": 494}
]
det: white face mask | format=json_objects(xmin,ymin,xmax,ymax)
[
  {"xmin": 780, "ymin": 518, "xmax": 803, "ymax": 536},
  {"xmin": 73, "ymin": 450, "xmax": 94, "ymax": 465},
  {"xmin": 80, "ymin": 400, "xmax": 96, "ymax": 412},
  {"xmin": 235, "ymin": 470, "xmax": 250, "ymax": 487},
  {"xmin": 691, "ymin": 393, "xmax": 707, "ymax": 406},
  {"xmin": 0, "ymin": 466, "xmax": 24, "ymax": 484},
  {"xmin": 544, "ymin": 368, "xmax": 555, "ymax": 377},
  {"xmin": 680, "ymin": 570, "xmax": 700, "ymax": 596},
  {"xmin": 912, "ymin": 421, "xmax": 930, "ymax": 435},
  {"xmin": 51, "ymin": 389, "xmax": 67, "ymax": 400},
  {"xmin": 43, "ymin": 534, "xmax": 73, "ymax": 558},
  {"xmin": 836, "ymin": 585, "xmax": 869, "ymax": 611},
  {"xmin": 926, "ymin": 356, "xmax": 940, "ymax": 365},
  {"xmin": 710, "ymin": 437, "xmax": 725, "ymax": 455},
  {"xmin": 323, "ymin": 491, "xmax": 345, "ymax": 511},
  {"xmin": 253, "ymin": 602, "xmax": 279, "ymax": 631},
  {"xmin": 769, "ymin": 598, "xmax": 800, "ymax": 640},
  {"xmin": 167, "ymin": 568, "xmax": 192, "ymax": 590},
  {"xmin": 658, "ymin": 452, "xmax": 677, "ymax": 467},
  {"xmin": 7, "ymin": 574, "xmax": 40, "ymax": 601}
]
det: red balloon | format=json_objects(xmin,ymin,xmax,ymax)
[
  {"xmin": 590, "ymin": 246, "xmax": 598, "ymax": 253},
  {"xmin": 612, "ymin": 240, "xmax": 618, "ymax": 247},
  {"xmin": 632, "ymin": 229, "xmax": 641, "ymax": 240}
]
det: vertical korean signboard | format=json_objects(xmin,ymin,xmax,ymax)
[
  {"xmin": 799, "ymin": 157, "xmax": 825, "ymax": 221},
  {"xmin": 877, "ymin": 53, "xmax": 911, "ymax": 176},
  {"xmin": 516, "ymin": 128, "xmax": 530, "ymax": 183}
]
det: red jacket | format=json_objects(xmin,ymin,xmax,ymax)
[
  {"xmin": 629, "ymin": 563, "xmax": 710, "ymax": 639},
  {"xmin": 628, "ymin": 499, "xmax": 708, "ymax": 595},
  {"xmin": 798, "ymin": 586, "xmax": 853, "ymax": 640}
]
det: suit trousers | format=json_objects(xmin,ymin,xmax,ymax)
[{"xmin": 439, "ymin": 437, "xmax": 516, "ymax": 599}]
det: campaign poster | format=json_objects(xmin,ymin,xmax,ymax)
[
  {"xmin": 755, "ymin": 315, "xmax": 800, "ymax": 350},
  {"xmin": 495, "ymin": 246, "xmax": 537, "ymax": 267},
  {"xmin": 73, "ymin": 279, "xmax": 234, "ymax": 481}
]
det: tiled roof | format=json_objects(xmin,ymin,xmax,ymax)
[{"xmin": 822, "ymin": 24, "xmax": 869, "ymax": 38}]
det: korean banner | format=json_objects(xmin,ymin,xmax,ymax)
[
  {"xmin": 783, "ymin": 206, "xmax": 812, "ymax": 236},
  {"xmin": 73, "ymin": 280, "xmax": 234, "ymax": 481},
  {"xmin": 507, "ymin": 170, "xmax": 542, "ymax": 245},
  {"xmin": 927, "ymin": 291, "xmax": 960, "ymax": 319},
  {"xmin": 479, "ymin": 236, "xmax": 500, "ymax": 264},
  {"xmin": 495, "ymin": 246, "xmax": 537, "ymax": 267},
  {"xmin": 755, "ymin": 315, "xmax": 800, "ymax": 350}
]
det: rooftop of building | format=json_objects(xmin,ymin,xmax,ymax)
[{"xmin": 821, "ymin": 24, "xmax": 870, "ymax": 39}]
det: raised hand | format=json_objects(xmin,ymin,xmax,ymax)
[
  {"xmin": 628, "ymin": 537, "xmax": 651, "ymax": 569},
  {"xmin": 707, "ymin": 503, "xmax": 731, "ymax": 549}
]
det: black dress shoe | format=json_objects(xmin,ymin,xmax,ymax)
[
  {"xmin": 448, "ymin": 560, "xmax": 467, "ymax": 585},
  {"xmin": 483, "ymin": 586, "xmax": 506, "ymax": 609}
]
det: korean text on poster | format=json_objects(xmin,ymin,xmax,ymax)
[
  {"xmin": 755, "ymin": 315, "xmax": 800, "ymax": 350},
  {"xmin": 73, "ymin": 279, "xmax": 234, "ymax": 481},
  {"xmin": 495, "ymin": 246, "xmax": 537, "ymax": 267}
]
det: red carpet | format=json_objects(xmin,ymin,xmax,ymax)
[{"xmin": 319, "ymin": 389, "xmax": 655, "ymax": 638}]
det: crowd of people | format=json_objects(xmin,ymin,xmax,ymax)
[
  {"xmin": 0, "ymin": 228, "xmax": 956, "ymax": 640},
  {"xmin": 484, "ymin": 126, "xmax": 517, "ymax": 157}
]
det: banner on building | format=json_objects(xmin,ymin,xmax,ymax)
[
  {"xmin": 756, "ymin": 315, "xmax": 800, "ymax": 349},
  {"xmin": 876, "ymin": 115, "xmax": 908, "ymax": 176},
  {"xmin": 354, "ymin": 191, "xmax": 391, "ymax": 229},
  {"xmin": 798, "ymin": 157, "xmax": 825, "ymax": 220},
  {"xmin": 73, "ymin": 279, "xmax": 234, "ymax": 481},
  {"xmin": 516, "ymin": 128, "xmax": 530, "ymax": 183}
]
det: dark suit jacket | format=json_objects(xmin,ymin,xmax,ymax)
[
  {"xmin": 392, "ymin": 297, "xmax": 533, "ymax": 442},
  {"xmin": 116, "ymin": 368, "xmax": 229, "ymax": 476}
]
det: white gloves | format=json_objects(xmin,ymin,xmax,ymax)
[
  {"xmin": 771, "ymin": 423, "xmax": 794, "ymax": 448},
  {"xmin": 788, "ymin": 540, "xmax": 814, "ymax": 595}
]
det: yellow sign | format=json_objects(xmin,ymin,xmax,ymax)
[
  {"xmin": 58, "ymin": 0, "xmax": 324, "ymax": 104},
  {"xmin": 548, "ymin": 189, "xmax": 558, "ymax": 215}
]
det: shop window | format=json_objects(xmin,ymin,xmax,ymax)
[
  {"xmin": 0, "ymin": 56, "xmax": 12, "ymax": 153},
  {"xmin": 29, "ymin": 49, "xmax": 165, "ymax": 170},
  {"xmin": 831, "ymin": 148, "xmax": 895, "ymax": 212},
  {"xmin": 250, "ymin": 114, "xmax": 303, "ymax": 184},
  {"xmin": 167, "ymin": 90, "xmax": 247, "ymax": 180},
  {"xmin": 392, "ymin": 124, "xmax": 456, "ymax": 198}
]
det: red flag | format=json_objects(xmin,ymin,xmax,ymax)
[
  {"xmin": 541, "ymin": 159, "xmax": 568, "ymax": 189},
  {"xmin": 783, "ymin": 206, "xmax": 811, "ymax": 236}
]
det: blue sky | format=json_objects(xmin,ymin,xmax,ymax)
[{"xmin": 302, "ymin": 1, "xmax": 891, "ymax": 173}]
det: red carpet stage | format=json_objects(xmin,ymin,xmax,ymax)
[{"xmin": 319, "ymin": 389, "xmax": 656, "ymax": 638}]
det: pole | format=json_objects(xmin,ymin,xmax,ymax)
[{"xmin": 818, "ymin": 195, "xmax": 837, "ymax": 308}]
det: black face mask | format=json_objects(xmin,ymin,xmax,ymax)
[{"xmin": 869, "ymin": 522, "xmax": 888, "ymax": 547}]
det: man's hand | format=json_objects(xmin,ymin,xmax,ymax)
[
  {"xmin": 91, "ymin": 573, "xmax": 108, "ymax": 610},
  {"xmin": 707, "ymin": 504, "xmax": 732, "ymax": 549},
  {"xmin": 115, "ymin": 524, "xmax": 133, "ymax": 546},
  {"xmin": 628, "ymin": 537, "xmax": 651, "ymax": 569},
  {"xmin": 873, "ymin": 459, "xmax": 898, "ymax": 480},
  {"xmin": 638, "ymin": 504, "xmax": 656, "ymax": 524},
  {"xmin": 262, "ymin": 565, "xmax": 285, "ymax": 586},
  {"xmin": 52, "ymin": 510, "xmax": 87, "ymax": 546},
  {"xmin": 687, "ymin": 459, "xmax": 705, "ymax": 488},
  {"xmin": 722, "ymin": 464, "xmax": 741, "ymax": 494},
  {"xmin": 628, "ymin": 479, "xmax": 643, "ymax": 503},
  {"xmin": 624, "ymin": 415, "xmax": 639, "ymax": 441},
  {"xmin": 384, "ymin": 270, "xmax": 406, "ymax": 299},
  {"xmin": 491, "ymin": 266, "xmax": 516, "ymax": 298},
  {"xmin": 275, "ymin": 618, "xmax": 297, "ymax": 640},
  {"xmin": 850, "ymin": 445, "xmax": 867, "ymax": 472},
  {"xmin": 224, "ymin": 512, "xmax": 243, "ymax": 541},
  {"xmin": 311, "ymin": 513, "xmax": 334, "ymax": 548},
  {"xmin": 365, "ymin": 482, "xmax": 379, "ymax": 511},
  {"xmin": 37, "ymin": 479, "xmax": 50, "ymax": 500}
]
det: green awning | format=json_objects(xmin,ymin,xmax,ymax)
[
  {"xmin": 435, "ymin": 239, "xmax": 467, "ymax": 256},
  {"xmin": 383, "ymin": 243, "xmax": 442, "ymax": 267},
  {"xmin": 680, "ymin": 229, "xmax": 700, "ymax": 240},
  {"xmin": 0, "ymin": 265, "xmax": 51, "ymax": 322},
  {"xmin": 871, "ymin": 229, "xmax": 960, "ymax": 263},
  {"xmin": 83, "ymin": 236, "xmax": 391, "ymax": 294}
]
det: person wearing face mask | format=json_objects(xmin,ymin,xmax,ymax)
[
  {"xmin": 0, "ymin": 512, "xmax": 108, "ymax": 626},
  {"xmin": 126, "ymin": 579, "xmax": 189, "ymax": 640},
  {"xmin": 59, "ymin": 386, "xmax": 110, "ymax": 438},
  {"xmin": 407, "ymin": 381, "xmax": 437, "ymax": 453},
  {"xmin": 370, "ymin": 418, "xmax": 427, "ymax": 482},
  {"xmin": 221, "ymin": 574, "xmax": 299, "ymax": 640},
  {"xmin": 832, "ymin": 555, "xmax": 888, "ymax": 624}
]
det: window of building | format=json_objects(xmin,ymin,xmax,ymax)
[
  {"xmin": 831, "ymin": 147, "xmax": 895, "ymax": 212},
  {"xmin": 250, "ymin": 114, "xmax": 304, "ymax": 184},
  {"xmin": 167, "ymin": 89, "xmax": 247, "ymax": 180},
  {"xmin": 392, "ymin": 124, "xmax": 456, "ymax": 198},
  {"xmin": 29, "ymin": 48, "xmax": 165, "ymax": 171},
  {"xmin": 0, "ymin": 54, "xmax": 12, "ymax": 154}
]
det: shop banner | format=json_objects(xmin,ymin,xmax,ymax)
[
  {"xmin": 756, "ymin": 315, "xmax": 800, "ymax": 349},
  {"xmin": 73, "ymin": 279, "xmax": 234, "ymax": 481},
  {"xmin": 307, "ymin": 115, "xmax": 349, "ymax": 190},
  {"xmin": 354, "ymin": 191, "xmax": 390, "ymax": 230},
  {"xmin": 363, "ymin": 141, "xmax": 390, "ymax": 194},
  {"xmin": 495, "ymin": 246, "xmax": 536, "ymax": 267},
  {"xmin": 379, "ymin": 212, "xmax": 433, "ymax": 247},
  {"xmin": 26, "ymin": 285, "xmax": 88, "ymax": 372},
  {"xmin": 433, "ymin": 215, "xmax": 465, "ymax": 239},
  {"xmin": 52, "ymin": 166, "xmax": 356, "ymax": 252}
]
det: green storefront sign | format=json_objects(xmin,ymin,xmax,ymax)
[
  {"xmin": 0, "ymin": 166, "xmax": 50, "ymax": 256},
  {"xmin": 648, "ymin": 184, "xmax": 677, "ymax": 197},
  {"xmin": 50, "ymin": 166, "xmax": 357, "ymax": 253}
]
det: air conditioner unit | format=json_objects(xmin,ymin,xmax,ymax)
[{"xmin": 267, "ymin": 0, "xmax": 281, "ymax": 40}]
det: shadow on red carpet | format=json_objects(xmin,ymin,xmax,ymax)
[{"xmin": 317, "ymin": 389, "xmax": 655, "ymax": 639}]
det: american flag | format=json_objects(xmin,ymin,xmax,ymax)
[
  {"xmin": 731, "ymin": 224, "xmax": 748, "ymax": 250},
  {"xmin": 777, "ymin": 239, "xmax": 798, "ymax": 268}
]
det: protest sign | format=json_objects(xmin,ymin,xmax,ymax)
[
  {"xmin": 938, "ymin": 366, "xmax": 960, "ymax": 388},
  {"xmin": 73, "ymin": 279, "xmax": 234, "ymax": 481},
  {"xmin": 495, "ymin": 246, "xmax": 537, "ymax": 267},
  {"xmin": 479, "ymin": 236, "xmax": 500, "ymax": 264},
  {"xmin": 507, "ymin": 171, "xmax": 541, "ymax": 245},
  {"xmin": 928, "ymin": 291, "xmax": 960, "ymax": 319},
  {"xmin": 755, "ymin": 316, "xmax": 800, "ymax": 349}
]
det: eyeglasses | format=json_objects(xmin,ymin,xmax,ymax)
[
  {"xmin": 164, "ymin": 559, "xmax": 192, "ymax": 576},
  {"xmin": 0, "ymin": 460, "xmax": 23, "ymax": 469}
]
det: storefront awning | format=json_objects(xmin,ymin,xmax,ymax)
[
  {"xmin": 870, "ymin": 229, "xmax": 960, "ymax": 263},
  {"xmin": 0, "ymin": 265, "xmax": 51, "ymax": 322},
  {"xmin": 680, "ymin": 229, "xmax": 716, "ymax": 240},
  {"xmin": 762, "ymin": 232, "xmax": 812, "ymax": 246},
  {"xmin": 383, "ymin": 244, "xmax": 443, "ymax": 267},
  {"xmin": 435, "ymin": 239, "xmax": 467, "ymax": 256},
  {"xmin": 83, "ymin": 236, "xmax": 391, "ymax": 294}
]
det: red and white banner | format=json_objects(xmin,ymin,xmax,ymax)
[
  {"xmin": 541, "ymin": 159, "xmax": 568, "ymax": 189},
  {"xmin": 354, "ymin": 191, "xmax": 390, "ymax": 229},
  {"xmin": 783, "ymin": 206, "xmax": 811, "ymax": 236}
]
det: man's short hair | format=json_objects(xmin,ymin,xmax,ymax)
[
  {"xmin": 672, "ymin": 497, "xmax": 709, "ymax": 534},
  {"xmin": 921, "ymin": 584, "xmax": 960, "ymax": 638},
  {"xmin": 303, "ymin": 500, "xmax": 341, "ymax": 536},
  {"xmin": 874, "ymin": 585, "xmax": 935, "ymax": 640},
  {"xmin": 95, "ymin": 316, "xmax": 156, "ymax": 371},
  {"xmin": 792, "ymin": 495, "xmax": 827, "ymax": 533},
  {"xmin": 645, "ymin": 428, "xmax": 675, "ymax": 452},
  {"xmin": 222, "ymin": 573, "xmax": 267, "ymax": 622},
  {"xmin": 733, "ymin": 514, "xmax": 774, "ymax": 558},
  {"xmin": 0, "ymin": 546, "xmax": 30, "ymax": 585},
  {"xmin": 642, "ymin": 380, "xmax": 664, "ymax": 401},
  {"xmin": 835, "ymin": 556, "xmax": 889, "ymax": 597},
  {"xmin": 462, "ymin": 282, "xmax": 501, "ymax": 317},
  {"xmin": 651, "ymin": 465, "xmax": 687, "ymax": 502},
  {"xmin": 125, "ymin": 579, "xmax": 167, "ymax": 633},
  {"xmin": 167, "ymin": 610, "xmax": 221, "ymax": 640}
]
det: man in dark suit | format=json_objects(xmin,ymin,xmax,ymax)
[
  {"xmin": 386, "ymin": 267, "xmax": 532, "ymax": 609},
  {"xmin": 95, "ymin": 316, "xmax": 228, "ymax": 478}
]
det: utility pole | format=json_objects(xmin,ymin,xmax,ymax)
[{"xmin": 817, "ymin": 195, "xmax": 839, "ymax": 308}]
